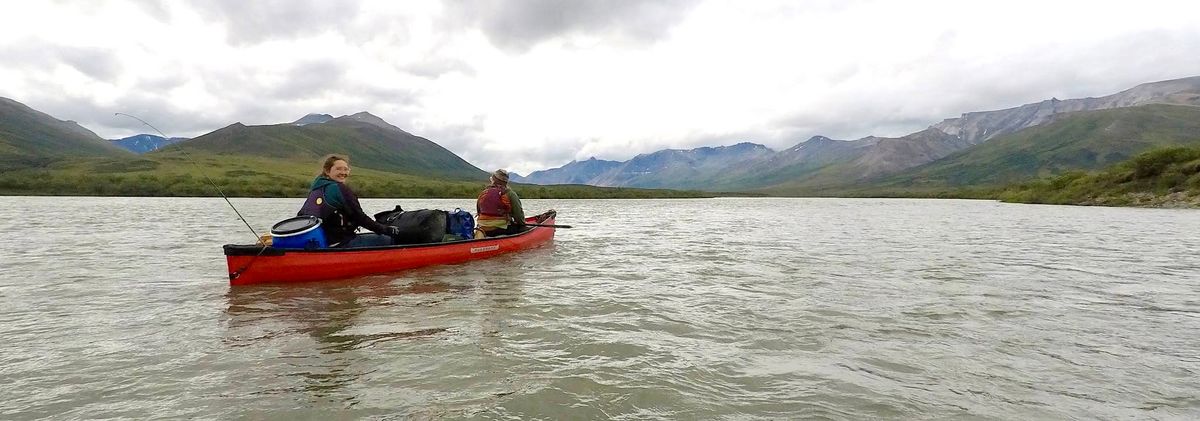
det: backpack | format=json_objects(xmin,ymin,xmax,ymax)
[
  {"xmin": 373, "ymin": 206, "xmax": 475, "ymax": 243},
  {"xmin": 373, "ymin": 206, "xmax": 447, "ymax": 244},
  {"xmin": 446, "ymin": 208, "xmax": 475, "ymax": 240}
]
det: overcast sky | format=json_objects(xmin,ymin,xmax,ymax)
[{"xmin": 3, "ymin": 0, "xmax": 1199, "ymax": 174}]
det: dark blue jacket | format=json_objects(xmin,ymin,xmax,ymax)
[{"xmin": 298, "ymin": 176, "xmax": 390, "ymax": 246}]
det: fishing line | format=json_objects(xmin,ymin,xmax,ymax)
[{"xmin": 114, "ymin": 112, "xmax": 261, "ymax": 241}]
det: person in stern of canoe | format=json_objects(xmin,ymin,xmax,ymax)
[
  {"xmin": 475, "ymin": 169, "xmax": 525, "ymax": 237},
  {"xmin": 298, "ymin": 154, "xmax": 401, "ymax": 247}
]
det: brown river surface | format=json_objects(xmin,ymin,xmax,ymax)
[{"xmin": 2, "ymin": 197, "xmax": 1198, "ymax": 420}]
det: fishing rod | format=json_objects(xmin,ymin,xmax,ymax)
[{"xmin": 114, "ymin": 112, "xmax": 260, "ymax": 241}]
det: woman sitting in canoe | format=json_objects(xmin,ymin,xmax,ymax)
[{"xmin": 298, "ymin": 154, "xmax": 400, "ymax": 247}]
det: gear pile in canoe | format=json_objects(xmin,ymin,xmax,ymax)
[{"xmin": 223, "ymin": 210, "xmax": 560, "ymax": 286}]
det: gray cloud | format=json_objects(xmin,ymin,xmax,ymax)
[
  {"xmin": 268, "ymin": 60, "xmax": 349, "ymax": 98},
  {"xmin": 59, "ymin": 47, "xmax": 124, "ymax": 82},
  {"xmin": 402, "ymin": 57, "xmax": 476, "ymax": 79},
  {"xmin": 0, "ymin": 40, "xmax": 123, "ymax": 82},
  {"xmin": 353, "ymin": 84, "xmax": 419, "ymax": 108},
  {"xmin": 181, "ymin": 0, "xmax": 364, "ymax": 45},
  {"xmin": 442, "ymin": 0, "xmax": 702, "ymax": 53},
  {"xmin": 126, "ymin": 0, "xmax": 170, "ymax": 22},
  {"xmin": 126, "ymin": 60, "xmax": 192, "ymax": 94},
  {"xmin": 0, "ymin": 39, "xmax": 57, "ymax": 70}
]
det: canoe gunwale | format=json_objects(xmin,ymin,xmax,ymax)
[
  {"xmin": 223, "ymin": 210, "xmax": 558, "ymax": 285},
  {"xmin": 222, "ymin": 226, "xmax": 542, "ymax": 256}
]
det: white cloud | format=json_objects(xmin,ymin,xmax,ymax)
[{"xmin": 1, "ymin": 0, "xmax": 1198, "ymax": 174}]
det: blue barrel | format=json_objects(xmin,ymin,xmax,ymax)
[{"xmin": 271, "ymin": 215, "xmax": 327, "ymax": 249}]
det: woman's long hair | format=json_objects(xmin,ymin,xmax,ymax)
[{"xmin": 319, "ymin": 154, "xmax": 349, "ymax": 177}]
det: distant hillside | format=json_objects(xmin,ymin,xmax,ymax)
[
  {"xmin": 0, "ymin": 97, "xmax": 133, "ymax": 169},
  {"xmin": 866, "ymin": 104, "xmax": 1200, "ymax": 190},
  {"xmin": 513, "ymin": 157, "xmax": 622, "ymax": 184},
  {"xmin": 166, "ymin": 112, "xmax": 488, "ymax": 181},
  {"xmin": 996, "ymin": 144, "xmax": 1200, "ymax": 207},
  {"xmin": 110, "ymin": 134, "xmax": 188, "ymax": 154},
  {"xmin": 520, "ymin": 142, "xmax": 774, "ymax": 189},
  {"xmin": 595, "ymin": 142, "xmax": 776, "ymax": 189},
  {"xmin": 712, "ymin": 129, "xmax": 972, "ymax": 192},
  {"xmin": 706, "ymin": 136, "xmax": 876, "ymax": 191}
]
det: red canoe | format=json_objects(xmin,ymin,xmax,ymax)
[{"xmin": 223, "ymin": 210, "xmax": 558, "ymax": 286}]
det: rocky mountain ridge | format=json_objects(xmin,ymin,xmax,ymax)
[
  {"xmin": 518, "ymin": 142, "xmax": 774, "ymax": 188},
  {"xmin": 519, "ymin": 75, "xmax": 1200, "ymax": 191},
  {"xmin": 933, "ymin": 76, "xmax": 1200, "ymax": 144},
  {"xmin": 509, "ymin": 157, "xmax": 622, "ymax": 184},
  {"xmin": 292, "ymin": 113, "xmax": 333, "ymax": 126}
]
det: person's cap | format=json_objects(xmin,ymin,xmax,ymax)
[{"xmin": 492, "ymin": 169, "xmax": 509, "ymax": 183}]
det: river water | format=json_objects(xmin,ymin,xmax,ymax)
[{"xmin": 1, "ymin": 197, "xmax": 1197, "ymax": 420}]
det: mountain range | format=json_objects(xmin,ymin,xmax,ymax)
[
  {"xmin": 512, "ymin": 142, "xmax": 775, "ymax": 189},
  {"xmin": 2, "ymin": 75, "xmax": 1199, "ymax": 197},
  {"xmin": 517, "ymin": 76, "xmax": 1200, "ymax": 193}
]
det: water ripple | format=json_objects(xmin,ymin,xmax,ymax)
[{"xmin": 1, "ymin": 197, "xmax": 1198, "ymax": 419}]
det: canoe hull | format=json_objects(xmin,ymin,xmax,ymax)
[{"xmin": 224, "ymin": 215, "xmax": 555, "ymax": 286}]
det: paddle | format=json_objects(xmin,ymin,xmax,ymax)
[{"xmin": 523, "ymin": 223, "xmax": 572, "ymax": 228}]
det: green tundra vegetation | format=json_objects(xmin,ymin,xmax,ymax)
[
  {"xmin": 0, "ymin": 152, "xmax": 709, "ymax": 199},
  {"xmin": 994, "ymin": 145, "xmax": 1200, "ymax": 207}
]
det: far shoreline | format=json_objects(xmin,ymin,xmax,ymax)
[{"xmin": 4, "ymin": 192, "xmax": 1195, "ymax": 209}]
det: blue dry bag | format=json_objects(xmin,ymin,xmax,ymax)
[{"xmin": 446, "ymin": 208, "xmax": 475, "ymax": 240}]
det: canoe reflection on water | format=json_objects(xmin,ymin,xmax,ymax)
[
  {"xmin": 223, "ymin": 277, "xmax": 463, "ymax": 350},
  {"xmin": 218, "ymin": 255, "xmax": 536, "ymax": 405},
  {"xmin": 220, "ymin": 277, "xmax": 463, "ymax": 400}
]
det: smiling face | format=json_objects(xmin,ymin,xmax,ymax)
[{"xmin": 324, "ymin": 159, "xmax": 350, "ymax": 182}]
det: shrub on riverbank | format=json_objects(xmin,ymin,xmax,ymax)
[{"xmin": 996, "ymin": 145, "xmax": 1200, "ymax": 207}]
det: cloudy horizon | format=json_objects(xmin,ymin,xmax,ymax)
[{"xmin": 3, "ymin": 0, "xmax": 1199, "ymax": 174}]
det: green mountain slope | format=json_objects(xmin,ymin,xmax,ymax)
[
  {"xmin": 882, "ymin": 104, "xmax": 1200, "ymax": 188},
  {"xmin": 810, "ymin": 104, "xmax": 1200, "ymax": 196},
  {"xmin": 0, "ymin": 97, "xmax": 133, "ymax": 169},
  {"xmin": 164, "ymin": 112, "xmax": 487, "ymax": 181},
  {"xmin": 996, "ymin": 145, "xmax": 1200, "ymax": 207}
]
